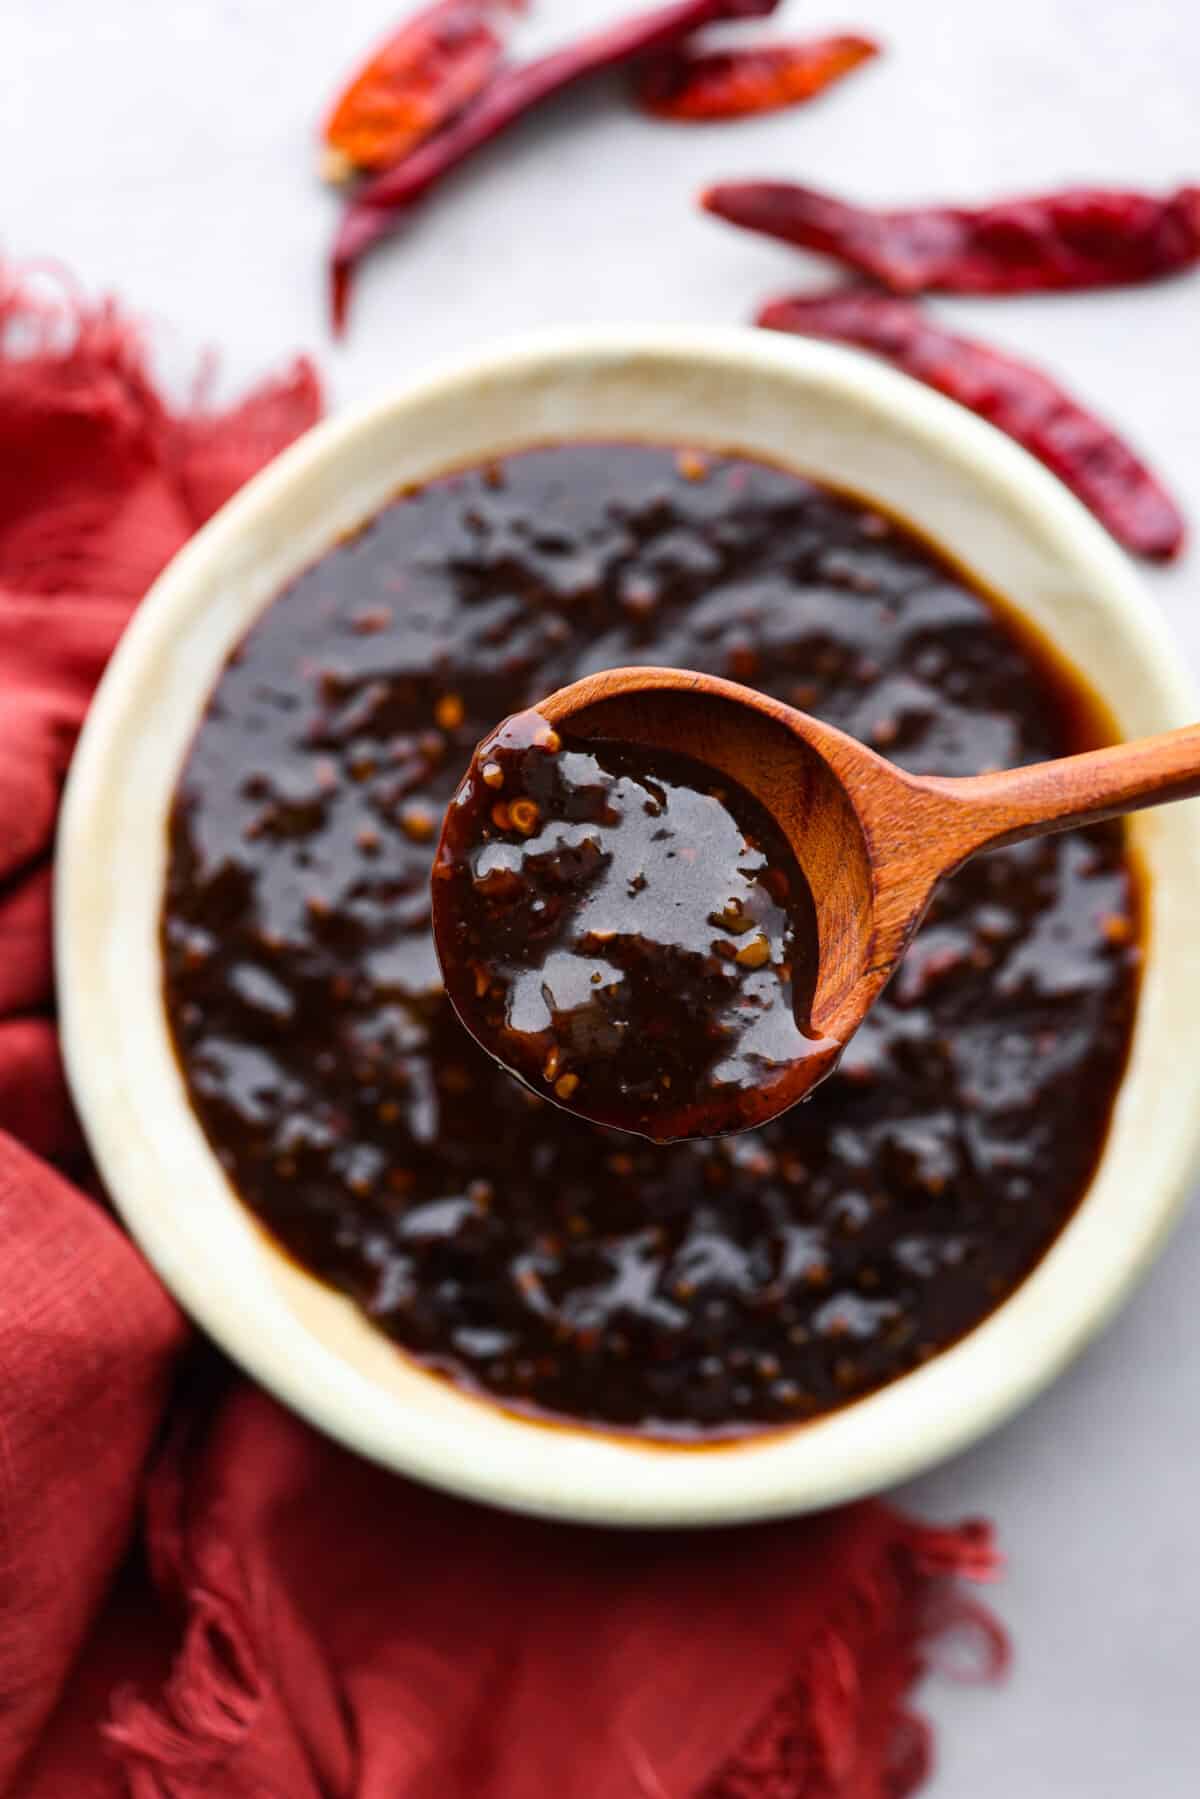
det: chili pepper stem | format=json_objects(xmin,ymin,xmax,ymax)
[{"xmin": 320, "ymin": 146, "xmax": 356, "ymax": 186}]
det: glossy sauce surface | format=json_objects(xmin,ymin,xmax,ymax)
[
  {"xmin": 433, "ymin": 714, "xmax": 829, "ymax": 1140},
  {"xmin": 162, "ymin": 445, "xmax": 1140, "ymax": 1439}
]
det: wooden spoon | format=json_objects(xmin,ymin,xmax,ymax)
[{"xmin": 522, "ymin": 663, "xmax": 1200, "ymax": 1129}]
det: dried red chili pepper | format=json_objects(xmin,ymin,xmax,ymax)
[
  {"xmin": 704, "ymin": 182, "xmax": 1200, "ymax": 296},
  {"xmin": 757, "ymin": 290, "xmax": 1185, "ymax": 560},
  {"xmin": 635, "ymin": 34, "xmax": 879, "ymax": 121},
  {"xmin": 321, "ymin": 0, "xmax": 523, "ymax": 182},
  {"xmin": 330, "ymin": 0, "xmax": 782, "ymax": 332}
]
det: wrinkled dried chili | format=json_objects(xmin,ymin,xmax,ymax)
[
  {"xmin": 321, "ymin": 0, "xmax": 522, "ymax": 181},
  {"xmin": 330, "ymin": 0, "xmax": 782, "ymax": 332},
  {"xmin": 704, "ymin": 182, "xmax": 1200, "ymax": 295},
  {"xmin": 757, "ymin": 290, "xmax": 1185, "ymax": 560},
  {"xmin": 634, "ymin": 33, "xmax": 878, "ymax": 121}
]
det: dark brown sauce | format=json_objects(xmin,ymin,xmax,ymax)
[
  {"xmin": 161, "ymin": 443, "xmax": 1140, "ymax": 1441},
  {"xmin": 432, "ymin": 713, "xmax": 831, "ymax": 1141}
]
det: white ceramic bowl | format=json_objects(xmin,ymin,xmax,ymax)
[{"xmin": 57, "ymin": 327, "xmax": 1200, "ymax": 1526}]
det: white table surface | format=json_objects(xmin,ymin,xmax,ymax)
[{"xmin": 7, "ymin": 1, "xmax": 1199, "ymax": 1790}]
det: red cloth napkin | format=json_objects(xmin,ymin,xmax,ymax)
[{"xmin": 0, "ymin": 266, "xmax": 1006, "ymax": 1799}]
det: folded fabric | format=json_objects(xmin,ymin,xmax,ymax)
[{"xmin": 0, "ymin": 265, "xmax": 1004, "ymax": 1798}]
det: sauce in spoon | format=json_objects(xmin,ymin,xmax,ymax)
[{"xmin": 433, "ymin": 708, "xmax": 837, "ymax": 1140}]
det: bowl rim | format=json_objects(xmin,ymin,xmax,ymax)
[{"xmin": 56, "ymin": 323, "xmax": 1200, "ymax": 1525}]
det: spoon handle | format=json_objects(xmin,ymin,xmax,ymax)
[{"xmin": 918, "ymin": 722, "xmax": 1200, "ymax": 862}]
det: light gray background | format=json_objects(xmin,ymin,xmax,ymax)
[{"xmin": 6, "ymin": 1, "xmax": 1199, "ymax": 1791}]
